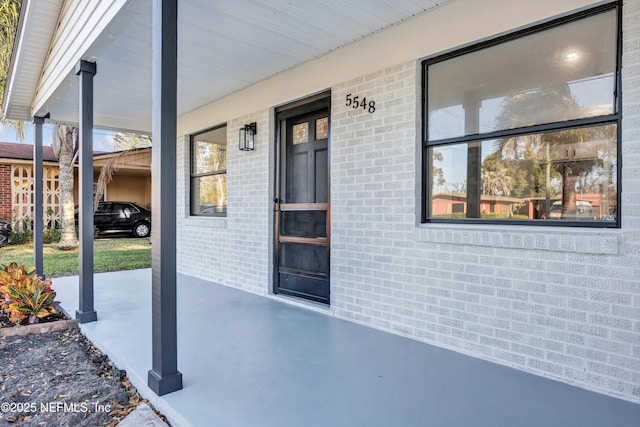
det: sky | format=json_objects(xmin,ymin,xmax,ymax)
[{"xmin": 0, "ymin": 121, "xmax": 119, "ymax": 152}]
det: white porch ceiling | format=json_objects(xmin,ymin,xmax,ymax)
[{"xmin": 32, "ymin": 0, "xmax": 451, "ymax": 133}]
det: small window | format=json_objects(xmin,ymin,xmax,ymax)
[
  {"xmin": 190, "ymin": 124, "xmax": 227, "ymax": 216},
  {"xmin": 292, "ymin": 122, "xmax": 309, "ymax": 145},
  {"xmin": 316, "ymin": 117, "xmax": 329, "ymax": 139},
  {"xmin": 423, "ymin": 5, "xmax": 620, "ymax": 227}
]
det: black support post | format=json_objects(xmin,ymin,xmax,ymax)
[
  {"xmin": 33, "ymin": 116, "xmax": 46, "ymax": 277},
  {"xmin": 147, "ymin": 0, "xmax": 182, "ymax": 396},
  {"xmin": 75, "ymin": 60, "xmax": 97, "ymax": 324},
  {"xmin": 464, "ymin": 97, "xmax": 481, "ymax": 218}
]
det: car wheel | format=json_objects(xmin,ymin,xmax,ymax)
[{"xmin": 133, "ymin": 221, "xmax": 150, "ymax": 238}]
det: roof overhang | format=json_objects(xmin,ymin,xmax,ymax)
[
  {"xmin": 2, "ymin": 0, "xmax": 63, "ymax": 121},
  {"xmin": 4, "ymin": 0, "xmax": 606, "ymax": 135},
  {"xmin": 4, "ymin": 0, "xmax": 455, "ymax": 133}
]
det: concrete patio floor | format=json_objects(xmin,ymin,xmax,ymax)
[{"xmin": 53, "ymin": 269, "xmax": 640, "ymax": 427}]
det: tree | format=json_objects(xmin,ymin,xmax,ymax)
[
  {"xmin": 52, "ymin": 125, "xmax": 79, "ymax": 250},
  {"xmin": 193, "ymin": 141, "xmax": 226, "ymax": 211},
  {"xmin": 0, "ymin": 0, "xmax": 82, "ymax": 247},
  {"xmin": 481, "ymin": 166, "xmax": 513, "ymax": 197},
  {"xmin": 0, "ymin": 0, "xmax": 25, "ymax": 139},
  {"xmin": 0, "ymin": 0, "xmax": 20, "ymax": 98},
  {"xmin": 493, "ymin": 85, "xmax": 611, "ymax": 218},
  {"xmin": 430, "ymin": 149, "xmax": 445, "ymax": 191},
  {"xmin": 112, "ymin": 131, "xmax": 151, "ymax": 151},
  {"xmin": 0, "ymin": 0, "xmax": 26, "ymax": 226},
  {"xmin": 93, "ymin": 131, "xmax": 152, "ymax": 210}
]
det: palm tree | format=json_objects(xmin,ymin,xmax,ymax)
[
  {"xmin": 494, "ymin": 85, "xmax": 610, "ymax": 218},
  {"xmin": 0, "ymin": 0, "xmax": 20, "ymax": 97},
  {"xmin": 52, "ymin": 125, "xmax": 79, "ymax": 250},
  {"xmin": 0, "ymin": 0, "xmax": 25, "ymax": 138},
  {"xmin": 1, "ymin": 1, "xmax": 81, "ymax": 248},
  {"xmin": 0, "ymin": 0, "xmax": 26, "ymax": 227},
  {"xmin": 482, "ymin": 167, "xmax": 513, "ymax": 197},
  {"xmin": 93, "ymin": 132, "xmax": 152, "ymax": 211}
]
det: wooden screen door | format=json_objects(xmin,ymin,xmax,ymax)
[{"xmin": 275, "ymin": 96, "xmax": 330, "ymax": 304}]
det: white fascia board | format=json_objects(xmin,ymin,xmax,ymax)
[
  {"xmin": 31, "ymin": 0, "xmax": 128, "ymax": 119},
  {"xmin": 2, "ymin": 0, "xmax": 64, "ymax": 121}
]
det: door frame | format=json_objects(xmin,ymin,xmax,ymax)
[{"xmin": 273, "ymin": 91, "xmax": 331, "ymax": 303}]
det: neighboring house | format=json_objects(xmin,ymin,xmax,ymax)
[
  {"xmin": 3, "ymin": 0, "xmax": 639, "ymax": 405},
  {"xmin": 0, "ymin": 141, "xmax": 151, "ymax": 226},
  {"xmin": 0, "ymin": 142, "xmax": 59, "ymax": 225},
  {"xmin": 431, "ymin": 193, "xmax": 613, "ymax": 220},
  {"xmin": 92, "ymin": 148, "xmax": 152, "ymax": 210}
]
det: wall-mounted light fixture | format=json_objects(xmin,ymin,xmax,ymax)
[{"xmin": 239, "ymin": 122, "xmax": 256, "ymax": 151}]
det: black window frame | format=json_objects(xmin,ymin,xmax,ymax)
[
  {"xmin": 421, "ymin": 2, "xmax": 622, "ymax": 228},
  {"xmin": 189, "ymin": 123, "xmax": 228, "ymax": 217}
]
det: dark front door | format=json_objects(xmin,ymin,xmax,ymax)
[{"xmin": 275, "ymin": 97, "xmax": 330, "ymax": 304}]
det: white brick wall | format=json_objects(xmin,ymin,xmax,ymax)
[
  {"xmin": 176, "ymin": 0, "xmax": 640, "ymax": 404},
  {"xmin": 328, "ymin": 3, "xmax": 640, "ymax": 402},
  {"xmin": 177, "ymin": 111, "xmax": 271, "ymax": 296}
]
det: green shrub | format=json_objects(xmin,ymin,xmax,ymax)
[
  {"xmin": 432, "ymin": 213, "xmax": 467, "ymax": 218},
  {"xmin": 43, "ymin": 228, "xmax": 62, "ymax": 244},
  {"xmin": 9, "ymin": 228, "xmax": 33, "ymax": 245},
  {"xmin": 481, "ymin": 213, "xmax": 509, "ymax": 219},
  {"xmin": 434, "ymin": 213, "xmax": 531, "ymax": 220},
  {"xmin": 0, "ymin": 262, "xmax": 59, "ymax": 325},
  {"xmin": 74, "ymin": 225, "xmax": 99, "ymax": 238}
]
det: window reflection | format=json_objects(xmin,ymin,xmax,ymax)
[
  {"xmin": 190, "ymin": 125, "xmax": 227, "ymax": 216},
  {"xmin": 193, "ymin": 174, "xmax": 227, "ymax": 215},
  {"xmin": 428, "ymin": 10, "xmax": 617, "ymax": 140},
  {"xmin": 429, "ymin": 124, "xmax": 617, "ymax": 221}
]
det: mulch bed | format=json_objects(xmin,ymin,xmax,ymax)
[{"xmin": 0, "ymin": 327, "xmax": 151, "ymax": 426}]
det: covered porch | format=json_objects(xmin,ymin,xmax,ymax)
[{"xmin": 53, "ymin": 270, "xmax": 640, "ymax": 427}]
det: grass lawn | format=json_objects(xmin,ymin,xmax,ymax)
[{"xmin": 0, "ymin": 237, "xmax": 151, "ymax": 277}]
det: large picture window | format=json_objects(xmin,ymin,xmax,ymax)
[
  {"xmin": 423, "ymin": 4, "xmax": 620, "ymax": 226},
  {"xmin": 190, "ymin": 124, "xmax": 227, "ymax": 216}
]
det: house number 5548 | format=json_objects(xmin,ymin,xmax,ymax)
[{"xmin": 345, "ymin": 93, "xmax": 376, "ymax": 113}]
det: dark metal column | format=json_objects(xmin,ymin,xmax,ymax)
[
  {"xmin": 147, "ymin": 0, "xmax": 182, "ymax": 396},
  {"xmin": 464, "ymin": 97, "xmax": 481, "ymax": 218},
  {"xmin": 75, "ymin": 60, "xmax": 97, "ymax": 324},
  {"xmin": 33, "ymin": 115, "xmax": 46, "ymax": 277}
]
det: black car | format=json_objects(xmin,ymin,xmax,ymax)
[
  {"xmin": 90, "ymin": 201, "xmax": 151, "ymax": 238},
  {"xmin": 0, "ymin": 220, "xmax": 11, "ymax": 247}
]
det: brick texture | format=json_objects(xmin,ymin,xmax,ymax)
[
  {"xmin": 176, "ymin": 1, "xmax": 640, "ymax": 404},
  {"xmin": 0, "ymin": 164, "xmax": 12, "ymax": 222},
  {"xmin": 176, "ymin": 112, "xmax": 271, "ymax": 296}
]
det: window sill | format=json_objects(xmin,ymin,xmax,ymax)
[{"xmin": 414, "ymin": 223, "xmax": 620, "ymax": 255}]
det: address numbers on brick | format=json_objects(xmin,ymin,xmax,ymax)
[{"xmin": 345, "ymin": 93, "xmax": 375, "ymax": 113}]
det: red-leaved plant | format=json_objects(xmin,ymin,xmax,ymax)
[{"xmin": 0, "ymin": 262, "xmax": 60, "ymax": 325}]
